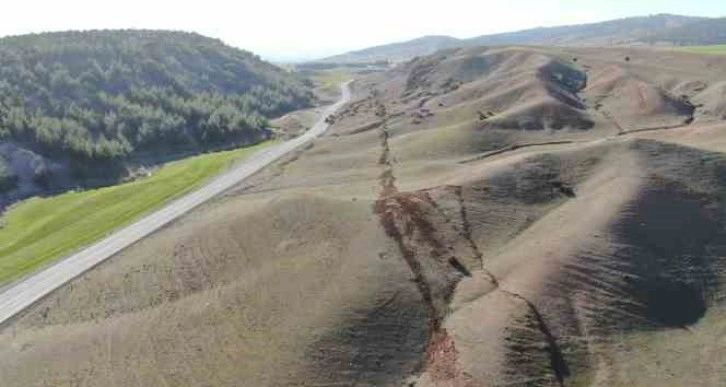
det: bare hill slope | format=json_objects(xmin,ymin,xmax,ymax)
[{"xmin": 3, "ymin": 46, "xmax": 726, "ymax": 386}]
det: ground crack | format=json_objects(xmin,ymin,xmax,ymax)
[
  {"xmin": 452, "ymin": 186, "xmax": 485, "ymax": 271},
  {"xmin": 500, "ymin": 289, "xmax": 571, "ymax": 386},
  {"xmin": 373, "ymin": 119, "xmax": 472, "ymax": 385},
  {"xmin": 459, "ymin": 141, "xmax": 577, "ymax": 164},
  {"xmin": 372, "ymin": 111, "xmax": 570, "ymax": 386}
]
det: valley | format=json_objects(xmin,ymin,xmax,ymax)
[{"xmin": 3, "ymin": 43, "xmax": 726, "ymax": 386}]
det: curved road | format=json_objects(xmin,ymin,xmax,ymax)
[{"xmin": 0, "ymin": 82, "xmax": 352, "ymax": 325}]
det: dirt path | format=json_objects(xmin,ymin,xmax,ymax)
[
  {"xmin": 460, "ymin": 141, "xmax": 579, "ymax": 164},
  {"xmin": 459, "ymin": 115, "xmax": 697, "ymax": 168},
  {"xmin": 618, "ymin": 120, "xmax": 694, "ymax": 136}
]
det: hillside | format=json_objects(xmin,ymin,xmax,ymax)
[
  {"xmin": 467, "ymin": 13, "xmax": 704, "ymax": 46},
  {"xmin": 320, "ymin": 35, "xmax": 461, "ymax": 63},
  {"xmin": 646, "ymin": 17, "xmax": 726, "ymax": 45},
  {"xmin": 0, "ymin": 30, "xmax": 313, "ymax": 204},
  {"xmin": 319, "ymin": 14, "xmax": 713, "ymax": 63},
  {"xmin": 4, "ymin": 45, "xmax": 726, "ymax": 386}
]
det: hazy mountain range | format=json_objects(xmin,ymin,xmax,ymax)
[{"xmin": 318, "ymin": 14, "xmax": 725, "ymax": 63}]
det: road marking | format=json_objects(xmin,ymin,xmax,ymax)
[{"xmin": 0, "ymin": 82, "xmax": 352, "ymax": 325}]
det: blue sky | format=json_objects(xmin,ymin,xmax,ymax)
[{"xmin": 0, "ymin": 0, "xmax": 723, "ymax": 61}]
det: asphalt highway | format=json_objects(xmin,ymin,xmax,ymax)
[{"xmin": 0, "ymin": 82, "xmax": 351, "ymax": 325}]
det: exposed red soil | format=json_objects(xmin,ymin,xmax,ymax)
[{"xmin": 426, "ymin": 330, "xmax": 475, "ymax": 386}]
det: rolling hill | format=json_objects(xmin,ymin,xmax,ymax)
[
  {"xmin": 4, "ymin": 45, "xmax": 726, "ymax": 385},
  {"xmin": 319, "ymin": 14, "xmax": 719, "ymax": 63},
  {"xmin": 646, "ymin": 16, "xmax": 726, "ymax": 45},
  {"xmin": 0, "ymin": 30, "xmax": 314, "ymax": 206}
]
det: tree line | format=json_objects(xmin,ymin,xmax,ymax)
[{"xmin": 0, "ymin": 30, "xmax": 314, "ymax": 179}]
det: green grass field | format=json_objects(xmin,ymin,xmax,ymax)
[
  {"xmin": 311, "ymin": 69, "xmax": 353, "ymax": 92},
  {"xmin": 675, "ymin": 45, "xmax": 726, "ymax": 55},
  {"xmin": 0, "ymin": 141, "xmax": 274, "ymax": 285}
]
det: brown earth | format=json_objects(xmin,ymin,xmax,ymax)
[
  {"xmin": 2, "ymin": 46, "xmax": 726, "ymax": 386},
  {"xmin": 270, "ymin": 106, "xmax": 326, "ymax": 139}
]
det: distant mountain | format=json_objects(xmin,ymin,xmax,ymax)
[
  {"xmin": 318, "ymin": 14, "xmax": 716, "ymax": 63},
  {"xmin": 321, "ymin": 35, "xmax": 462, "ymax": 64},
  {"xmin": 645, "ymin": 17, "xmax": 726, "ymax": 45},
  {"xmin": 467, "ymin": 13, "xmax": 704, "ymax": 46}
]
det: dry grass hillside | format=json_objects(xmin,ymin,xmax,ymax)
[{"xmin": 2, "ymin": 46, "xmax": 726, "ymax": 386}]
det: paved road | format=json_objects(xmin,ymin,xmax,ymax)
[{"xmin": 0, "ymin": 82, "xmax": 352, "ymax": 325}]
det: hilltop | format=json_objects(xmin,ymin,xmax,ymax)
[
  {"xmin": 4, "ymin": 45, "xmax": 726, "ymax": 385},
  {"xmin": 319, "ymin": 14, "xmax": 719, "ymax": 63}
]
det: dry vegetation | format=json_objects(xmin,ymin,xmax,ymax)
[
  {"xmin": 268, "ymin": 69, "xmax": 352, "ymax": 139},
  {"xmin": 3, "ymin": 46, "xmax": 726, "ymax": 386}
]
